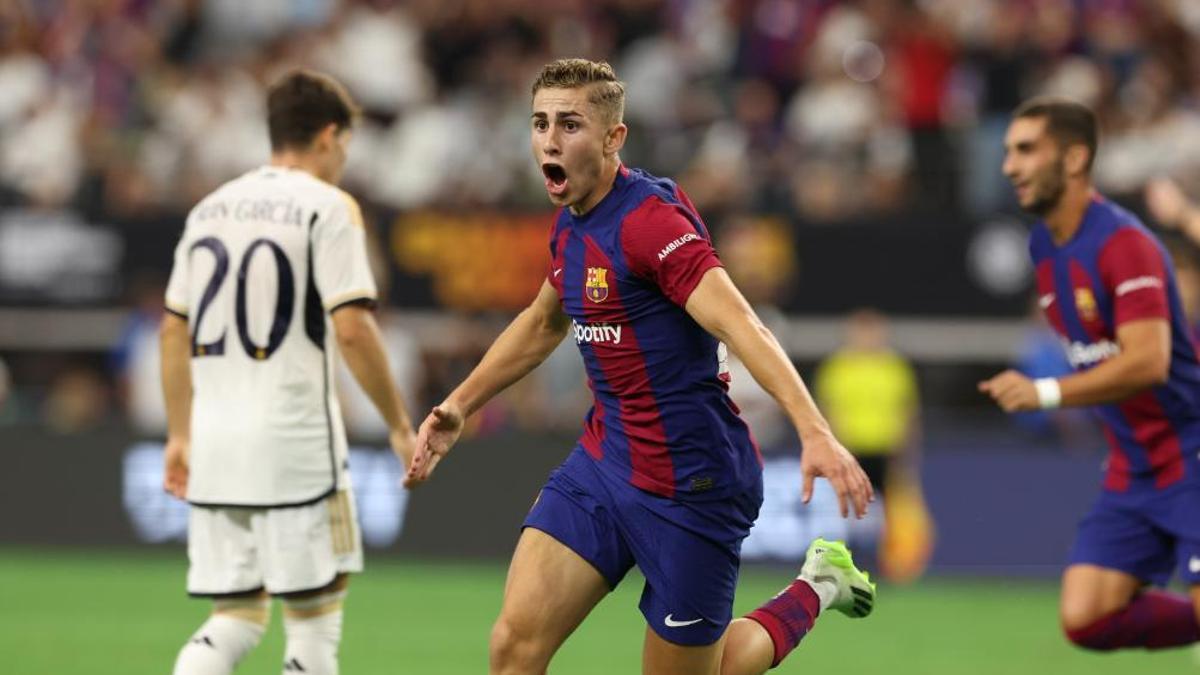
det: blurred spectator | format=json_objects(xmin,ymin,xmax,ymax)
[
  {"xmin": 814, "ymin": 309, "xmax": 925, "ymax": 576},
  {"xmin": 2, "ymin": 0, "xmax": 1199, "ymax": 221},
  {"xmin": 815, "ymin": 309, "xmax": 920, "ymax": 495},
  {"xmin": 109, "ymin": 274, "xmax": 167, "ymax": 435},
  {"xmin": 722, "ymin": 214, "xmax": 798, "ymax": 452},
  {"xmin": 1145, "ymin": 176, "xmax": 1200, "ymax": 339},
  {"xmin": 1146, "ymin": 176, "xmax": 1200, "ymax": 254},
  {"xmin": 42, "ymin": 364, "xmax": 109, "ymax": 434}
]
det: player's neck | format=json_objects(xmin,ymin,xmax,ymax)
[
  {"xmin": 569, "ymin": 157, "xmax": 621, "ymax": 217},
  {"xmin": 1044, "ymin": 183, "xmax": 1093, "ymax": 246},
  {"xmin": 269, "ymin": 152, "xmax": 329, "ymax": 184}
]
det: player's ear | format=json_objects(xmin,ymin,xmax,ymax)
[
  {"xmin": 605, "ymin": 122, "xmax": 628, "ymax": 156},
  {"xmin": 1064, "ymin": 144, "xmax": 1089, "ymax": 178},
  {"xmin": 313, "ymin": 123, "xmax": 340, "ymax": 152}
]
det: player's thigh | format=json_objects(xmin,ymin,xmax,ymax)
[
  {"xmin": 625, "ymin": 488, "xmax": 759, "ymax": 649},
  {"xmin": 494, "ymin": 528, "xmax": 611, "ymax": 651},
  {"xmin": 642, "ymin": 625, "xmax": 725, "ymax": 675},
  {"xmin": 258, "ymin": 490, "xmax": 363, "ymax": 595},
  {"xmin": 1060, "ymin": 564, "xmax": 1143, "ymax": 630},
  {"xmin": 1062, "ymin": 492, "xmax": 1171, "ymax": 628},
  {"xmin": 187, "ymin": 506, "xmax": 264, "ymax": 595}
]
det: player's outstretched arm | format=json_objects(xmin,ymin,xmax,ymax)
[
  {"xmin": 407, "ymin": 280, "xmax": 570, "ymax": 484},
  {"xmin": 1146, "ymin": 177, "xmax": 1200, "ymax": 245},
  {"xmin": 979, "ymin": 318, "xmax": 1170, "ymax": 412},
  {"xmin": 684, "ymin": 267, "xmax": 874, "ymax": 519},
  {"xmin": 159, "ymin": 313, "xmax": 192, "ymax": 500},
  {"xmin": 331, "ymin": 305, "xmax": 417, "ymax": 478}
]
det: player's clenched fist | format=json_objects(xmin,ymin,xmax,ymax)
[
  {"xmin": 800, "ymin": 430, "xmax": 875, "ymax": 520},
  {"xmin": 407, "ymin": 402, "xmax": 465, "ymax": 486},
  {"xmin": 978, "ymin": 369, "xmax": 1039, "ymax": 412}
]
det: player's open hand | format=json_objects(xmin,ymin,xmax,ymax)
[
  {"xmin": 800, "ymin": 430, "xmax": 874, "ymax": 519},
  {"xmin": 163, "ymin": 437, "xmax": 189, "ymax": 500},
  {"xmin": 978, "ymin": 369, "xmax": 1038, "ymax": 412},
  {"xmin": 406, "ymin": 402, "xmax": 465, "ymax": 486}
]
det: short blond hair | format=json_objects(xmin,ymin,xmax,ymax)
[{"xmin": 531, "ymin": 58, "xmax": 625, "ymax": 125}]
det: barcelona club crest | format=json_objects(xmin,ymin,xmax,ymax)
[
  {"xmin": 1075, "ymin": 287, "xmax": 1098, "ymax": 322},
  {"xmin": 586, "ymin": 267, "xmax": 610, "ymax": 303}
]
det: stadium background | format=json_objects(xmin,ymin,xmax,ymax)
[{"xmin": 1, "ymin": 0, "xmax": 1198, "ymax": 672}]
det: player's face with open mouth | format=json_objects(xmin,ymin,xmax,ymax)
[
  {"xmin": 1002, "ymin": 117, "xmax": 1067, "ymax": 215},
  {"xmin": 531, "ymin": 87, "xmax": 609, "ymax": 210}
]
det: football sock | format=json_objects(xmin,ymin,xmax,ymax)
[
  {"xmin": 173, "ymin": 613, "xmax": 267, "ymax": 675},
  {"xmin": 1065, "ymin": 590, "xmax": 1200, "ymax": 650},
  {"xmin": 282, "ymin": 591, "xmax": 345, "ymax": 674},
  {"xmin": 745, "ymin": 579, "xmax": 822, "ymax": 667}
]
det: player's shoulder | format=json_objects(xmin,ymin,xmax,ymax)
[
  {"xmin": 618, "ymin": 168, "xmax": 695, "ymax": 228},
  {"xmin": 326, "ymin": 184, "xmax": 365, "ymax": 227},
  {"xmin": 1088, "ymin": 194, "xmax": 1150, "ymax": 240},
  {"xmin": 270, "ymin": 169, "xmax": 363, "ymax": 229},
  {"xmin": 621, "ymin": 167, "xmax": 686, "ymax": 212}
]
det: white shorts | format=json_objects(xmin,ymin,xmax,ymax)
[{"xmin": 186, "ymin": 489, "xmax": 363, "ymax": 596}]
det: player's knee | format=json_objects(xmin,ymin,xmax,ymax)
[
  {"xmin": 1059, "ymin": 587, "xmax": 1109, "ymax": 635},
  {"xmin": 281, "ymin": 590, "xmax": 346, "ymax": 675},
  {"xmin": 174, "ymin": 599, "xmax": 269, "ymax": 675},
  {"xmin": 213, "ymin": 594, "xmax": 271, "ymax": 627},
  {"xmin": 490, "ymin": 615, "xmax": 550, "ymax": 673}
]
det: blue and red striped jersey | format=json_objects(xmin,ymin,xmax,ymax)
[
  {"xmin": 1031, "ymin": 194, "xmax": 1200, "ymax": 492},
  {"xmin": 548, "ymin": 166, "xmax": 763, "ymax": 500}
]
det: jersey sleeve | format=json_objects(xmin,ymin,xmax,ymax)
[
  {"xmin": 313, "ymin": 192, "xmax": 378, "ymax": 312},
  {"xmin": 163, "ymin": 227, "xmax": 191, "ymax": 318},
  {"xmin": 1098, "ymin": 226, "xmax": 1170, "ymax": 326},
  {"xmin": 621, "ymin": 197, "xmax": 722, "ymax": 306}
]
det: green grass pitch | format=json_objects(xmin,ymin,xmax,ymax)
[{"xmin": 0, "ymin": 548, "xmax": 1192, "ymax": 674}]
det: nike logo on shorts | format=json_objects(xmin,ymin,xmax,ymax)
[{"xmin": 664, "ymin": 614, "xmax": 703, "ymax": 628}]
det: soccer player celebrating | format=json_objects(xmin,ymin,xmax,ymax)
[
  {"xmin": 408, "ymin": 59, "xmax": 877, "ymax": 675},
  {"xmin": 980, "ymin": 98, "xmax": 1200, "ymax": 652},
  {"xmin": 160, "ymin": 70, "xmax": 416, "ymax": 675}
]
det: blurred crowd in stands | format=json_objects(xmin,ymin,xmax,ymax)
[
  {"xmin": 5, "ymin": 0, "xmax": 1200, "ymax": 441},
  {"xmin": 3, "ymin": 0, "xmax": 1200, "ymax": 225}
]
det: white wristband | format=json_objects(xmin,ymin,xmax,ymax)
[{"xmin": 1034, "ymin": 378, "xmax": 1062, "ymax": 410}]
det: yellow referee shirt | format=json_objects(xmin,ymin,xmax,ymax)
[{"xmin": 815, "ymin": 349, "xmax": 917, "ymax": 456}]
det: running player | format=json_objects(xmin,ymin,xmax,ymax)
[
  {"xmin": 980, "ymin": 97, "xmax": 1200, "ymax": 651},
  {"xmin": 408, "ymin": 59, "xmax": 877, "ymax": 675},
  {"xmin": 160, "ymin": 70, "xmax": 416, "ymax": 675}
]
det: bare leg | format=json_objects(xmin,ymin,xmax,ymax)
[
  {"xmin": 718, "ymin": 619, "xmax": 775, "ymax": 675},
  {"xmin": 490, "ymin": 528, "xmax": 610, "ymax": 675},
  {"xmin": 641, "ymin": 625, "xmax": 724, "ymax": 675}
]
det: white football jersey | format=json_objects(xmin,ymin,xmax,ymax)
[{"xmin": 165, "ymin": 165, "xmax": 377, "ymax": 506}]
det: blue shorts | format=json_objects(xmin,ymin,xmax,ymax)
[
  {"xmin": 1068, "ymin": 483, "xmax": 1200, "ymax": 587},
  {"xmin": 523, "ymin": 447, "xmax": 762, "ymax": 646}
]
